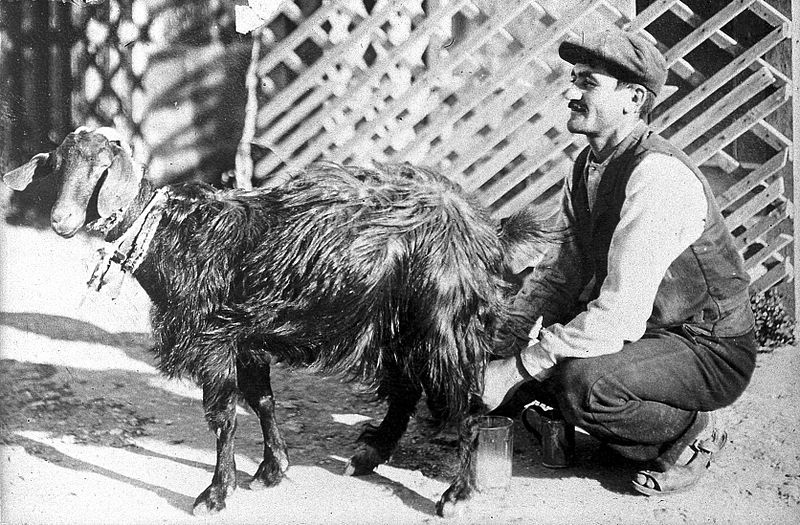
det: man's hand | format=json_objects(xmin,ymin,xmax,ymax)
[
  {"xmin": 483, "ymin": 318, "xmax": 550, "ymax": 411},
  {"xmin": 482, "ymin": 356, "xmax": 526, "ymax": 412}
]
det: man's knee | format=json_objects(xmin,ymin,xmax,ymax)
[{"xmin": 549, "ymin": 358, "xmax": 609, "ymax": 424}]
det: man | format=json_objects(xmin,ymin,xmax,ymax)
[{"xmin": 483, "ymin": 29, "xmax": 757, "ymax": 495}]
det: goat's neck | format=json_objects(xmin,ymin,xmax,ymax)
[{"xmin": 103, "ymin": 179, "xmax": 158, "ymax": 243}]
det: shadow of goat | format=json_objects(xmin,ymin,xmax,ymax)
[{"xmin": 3, "ymin": 127, "xmax": 551, "ymax": 516}]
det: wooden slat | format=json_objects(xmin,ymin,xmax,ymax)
[
  {"xmin": 689, "ymin": 84, "xmax": 790, "ymax": 165},
  {"xmin": 724, "ymin": 176, "xmax": 785, "ymax": 230},
  {"xmin": 750, "ymin": 120, "xmax": 793, "ymax": 155},
  {"xmin": 486, "ymin": 0, "xmax": 550, "ymax": 49},
  {"xmin": 744, "ymin": 232, "xmax": 793, "ymax": 270},
  {"xmin": 719, "ymin": 149, "xmax": 789, "ymax": 208},
  {"xmin": 651, "ymin": 23, "xmax": 788, "ymax": 132},
  {"xmin": 749, "ymin": 0, "xmax": 791, "ymax": 26},
  {"xmin": 734, "ymin": 203, "xmax": 791, "ymax": 250},
  {"xmin": 662, "ymin": 0, "xmax": 757, "ymax": 66},
  {"xmin": 625, "ymin": 0, "xmax": 681, "ymax": 32},
  {"xmin": 705, "ymin": 150, "xmax": 741, "ymax": 175},
  {"xmin": 735, "ymin": 206, "xmax": 791, "ymax": 250},
  {"xmin": 667, "ymin": 57, "xmax": 706, "ymax": 88},
  {"xmin": 750, "ymin": 259, "xmax": 793, "ymax": 295},
  {"xmin": 669, "ymin": 67, "xmax": 774, "ymax": 149}
]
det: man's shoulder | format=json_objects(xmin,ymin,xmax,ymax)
[{"xmin": 631, "ymin": 151, "xmax": 705, "ymax": 196}]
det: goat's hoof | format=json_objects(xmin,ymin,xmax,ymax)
[
  {"xmin": 192, "ymin": 483, "xmax": 233, "ymax": 515},
  {"xmin": 249, "ymin": 460, "xmax": 286, "ymax": 490},
  {"xmin": 344, "ymin": 445, "xmax": 385, "ymax": 476},
  {"xmin": 435, "ymin": 482, "xmax": 473, "ymax": 518}
]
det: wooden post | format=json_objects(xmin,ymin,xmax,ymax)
[
  {"xmin": 235, "ymin": 33, "xmax": 260, "ymax": 190},
  {"xmin": 792, "ymin": 0, "xmax": 800, "ymax": 339}
]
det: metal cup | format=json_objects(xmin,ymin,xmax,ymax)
[
  {"xmin": 473, "ymin": 415, "xmax": 514, "ymax": 491},
  {"xmin": 522, "ymin": 404, "xmax": 575, "ymax": 469}
]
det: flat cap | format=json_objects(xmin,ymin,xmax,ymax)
[{"xmin": 559, "ymin": 29, "xmax": 667, "ymax": 96}]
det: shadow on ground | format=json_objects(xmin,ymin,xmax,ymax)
[{"xmin": 1, "ymin": 311, "xmax": 647, "ymax": 518}]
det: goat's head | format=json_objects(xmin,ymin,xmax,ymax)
[{"xmin": 2, "ymin": 127, "xmax": 142, "ymax": 237}]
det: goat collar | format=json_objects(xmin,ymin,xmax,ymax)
[{"xmin": 86, "ymin": 186, "xmax": 172, "ymax": 293}]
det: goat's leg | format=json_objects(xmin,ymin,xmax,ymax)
[
  {"xmin": 237, "ymin": 357, "xmax": 289, "ymax": 490},
  {"xmin": 344, "ymin": 368, "xmax": 421, "ymax": 476},
  {"xmin": 193, "ymin": 379, "xmax": 239, "ymax": 515},
  {"xmin": 436, "ymin": 396, "xmax": 485, "ymax": 517},
  {"xmin": 422, "ymin": 383, "xmax": 450, "ymax": 429}
]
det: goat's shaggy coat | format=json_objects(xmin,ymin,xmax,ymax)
[{"xmin": 3, "ymin": 129, "xmax": 546, "ymax": 516}]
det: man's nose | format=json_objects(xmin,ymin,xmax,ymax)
[{"xmin": 563, "ymin": 84, "xmax": 581, "ymax": 100}]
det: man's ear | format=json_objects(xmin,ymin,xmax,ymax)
[{"xmin": 626, "ymin": 84, "xmax": 648, "ymax": 115}]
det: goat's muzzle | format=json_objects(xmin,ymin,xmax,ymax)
[{"xmin": 50, "ymin": 208, "xmax": 85, "ymax": 238}]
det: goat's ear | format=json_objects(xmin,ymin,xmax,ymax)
[
  {"xmin": 97, "ymin": 143, "xmax": 143, "ymax": 217},
  {"xmin": 2, "ymin": 152, "xmax": 53, "ymax": 190}
]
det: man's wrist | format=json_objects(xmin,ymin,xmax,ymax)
[{"xmin": 518, "ymin": 342, "xmax": 557, "ymax": 380}]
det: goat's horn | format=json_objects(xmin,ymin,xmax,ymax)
[{"xmin": 73, "ymin": 126, "xmax": 93, "ymax": 135}]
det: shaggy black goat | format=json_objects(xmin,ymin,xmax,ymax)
[{"xmin": 3, "ymin": 128, "xmax": 547, "ymax": 516}]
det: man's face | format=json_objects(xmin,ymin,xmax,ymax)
[{"xmin": 564, "ymin": 63, "xmax": 631, "ymax": 138}]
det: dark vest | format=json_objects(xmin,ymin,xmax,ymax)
[{"xmin": 570, "ymin": 124, "xmax": 754, "ymax": 337}]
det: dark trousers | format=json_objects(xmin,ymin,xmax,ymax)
[{"xmin": 531, "ymin": 327, "xmax": 757, "ymax": 455}]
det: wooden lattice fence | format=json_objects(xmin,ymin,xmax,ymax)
[
  {"xmin": 70, "ymin": 0, "xmax": 152, "ymax": 161},
  {"xmin": 240, "ymin": 0, "xmax": 794, "ymax": 297}
]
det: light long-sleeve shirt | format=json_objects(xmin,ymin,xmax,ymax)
[{"xmin": 521, "ymin": 150, "xmax": 708, "ymax": 376}]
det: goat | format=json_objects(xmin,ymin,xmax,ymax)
[{"xmin": 3, "ymin": 127, "xmax": 548, "ymax": 516}]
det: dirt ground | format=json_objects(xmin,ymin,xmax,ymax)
[{"xmin": 1, "ymin": 223, "xmax": 798, "ymax": 525}]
